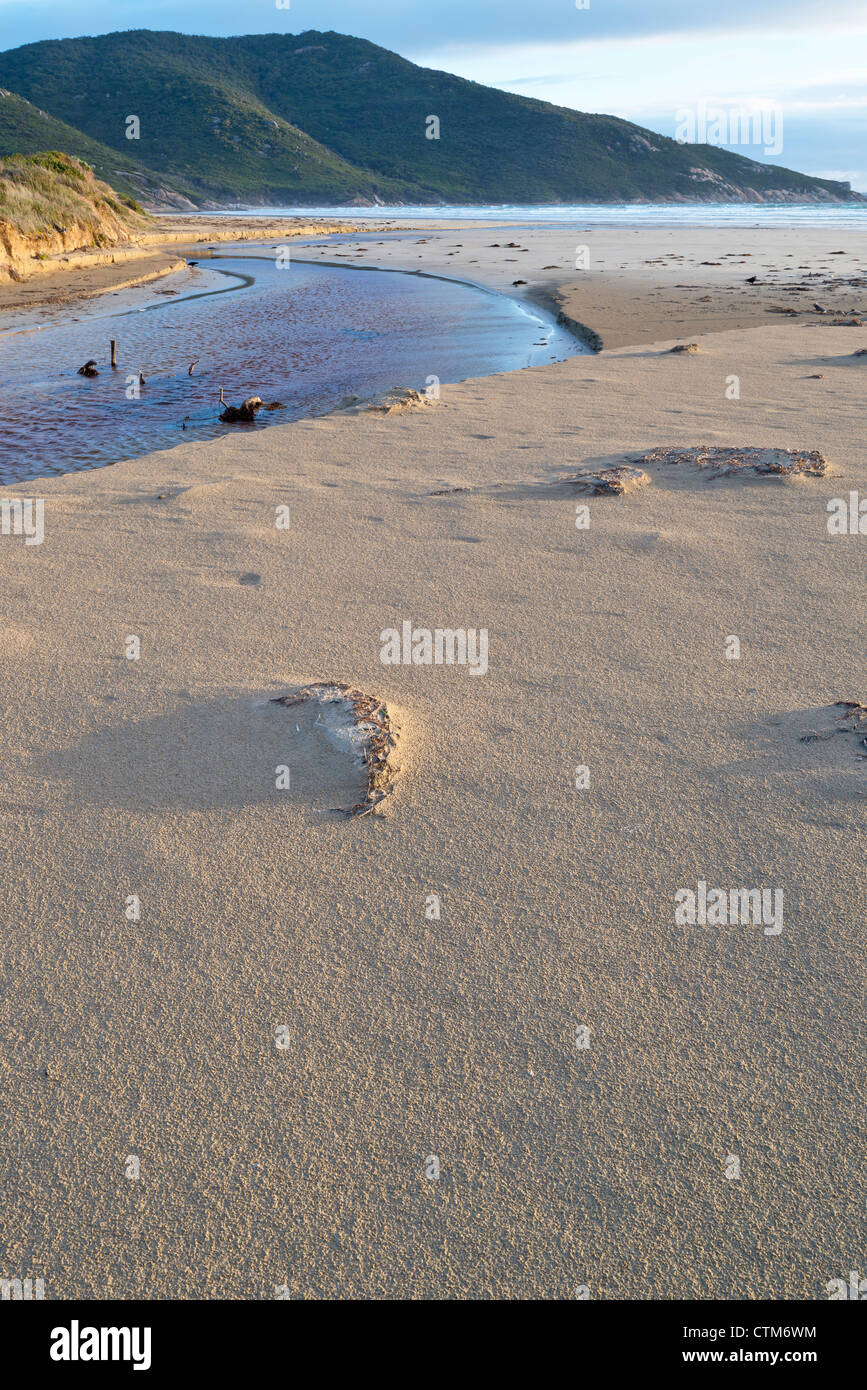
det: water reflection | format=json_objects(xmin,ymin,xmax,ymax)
[{"xmin": 0, "ymin": 255, "xmax": 581, "ymax": 483}]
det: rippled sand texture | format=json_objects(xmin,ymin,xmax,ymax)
[{"xmin": 0, "ymin": 224, "xmax": 863, "ymax": 1300}]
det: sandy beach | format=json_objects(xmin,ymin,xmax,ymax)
[
  {"xmin": 287, "ymin": 218, "xmax": 867, "ymax": 347},
  {"xmin": 0, "ymin": 221, "xmax": 864, "ymax": 1300}
]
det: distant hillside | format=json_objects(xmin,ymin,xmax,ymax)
[
  {"xmin": 0, "ymin": 89, "xmax": 196, "ymax": 208},
  {"xmin": 0, "ymin": 151, "xmax": 151, "ymax": 277},
  {"xmin": 0, "ymin": 30, "xmax": 861, "ymax": 208}
]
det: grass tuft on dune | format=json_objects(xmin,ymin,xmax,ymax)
[{"xmin": 0, "ymin": 151, "xmax": 150, "ymax": 247}]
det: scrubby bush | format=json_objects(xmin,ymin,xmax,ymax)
[{"xmin": 0, "ymin": 151, "xmax": 151, "ymax": 244}]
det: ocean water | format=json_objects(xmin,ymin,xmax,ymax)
[
  {"xmin": 0, "ymin": 253, "xmax": 582, "ymax": 483},
  {"xmin": 203, "ymin": 203, "xmax": 867, "ymax": 229}
]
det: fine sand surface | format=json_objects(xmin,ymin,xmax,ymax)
[
  {"xmin": 0, "ymin": 223, "xmax": 864, "ymax": 1300},
  {"xmin": 290, "ymin": 220, "xmax": 867, "ymax": 348}
]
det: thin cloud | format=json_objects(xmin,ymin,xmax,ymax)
[{"xmin": 1, "ymin": 0, "xmax": 865, "ymax": 54}]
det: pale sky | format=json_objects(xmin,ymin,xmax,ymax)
[{"xmin": 2, "ymin": 0, "xmax": 865, "ymax": 189}]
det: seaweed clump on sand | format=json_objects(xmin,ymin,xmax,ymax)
[
  {"xmin": 366, "ymin": 387, "xmax": 433, "ymax": 414},
  {"xmin": 271, "ymin": 682, "xmax": 400, "ymax": 816},
  {"xmin": 565, "ymin": 465, "xmax": 651, "ymax": 496},
  {"xmin": 800, "ymin": 700, "xmax": 867, "ymax": 759},
  {"xmin": 638, "ymin": 446, "xmax": 831, "ymax": 477}
]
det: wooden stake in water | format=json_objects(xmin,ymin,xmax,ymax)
[{"xmin": 110, "ymin": 340, "xmax": 118, "ymax": 369}]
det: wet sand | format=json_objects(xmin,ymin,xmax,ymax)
[
  {"xmin": 6, "ymin": 216, "xmax": 866, "ymax": 349},
  {"xmin": 0, "ymin": 217, "xmax": 361, "ymax": 317},
  {"xmin": 289, "ymin": 220, "xmax": 867, "ymax": 348}
]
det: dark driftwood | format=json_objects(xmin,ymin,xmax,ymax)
[
  {"xmin": 800, "ymin": 701, "xmax": 867, "ymax": 760},
  {"xmin": 218, "ymin": 388, "xmax": 284, "ymax": 423}
]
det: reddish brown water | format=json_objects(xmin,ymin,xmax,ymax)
[{"xmin": 0, "ymin": 253, "xmax": 581, "ymax": 484}]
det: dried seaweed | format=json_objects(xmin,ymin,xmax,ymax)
[
  {"xmin": 564, "ymin": 465, "xmax": 651, "ymax": 496},
  {"xmin": 800, "ymin": 701, "xmax": 867, "ymax": 759},
  {"xmin": 638, "ymin": 446, "xmax": 830, "ymax": 477},
  {"xmin": 366, "ymin": 387, "xmax": 430, "ymax": 414},
  {"xmin": 271, "ymin": 681, "xmax": 399, "ymax": 816}
]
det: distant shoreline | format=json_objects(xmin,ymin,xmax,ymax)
[
  {"xmin": 3, "ymin": 213, "xmax": 865, "ymax": 355},
  {"xmin": 180, "ymin": 202, "xmax": 867, "ymax": 226}
]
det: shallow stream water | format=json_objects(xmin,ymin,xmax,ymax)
[{"xmin": 0, "ymin": 250, "xmax": 582, "ymax": 483}]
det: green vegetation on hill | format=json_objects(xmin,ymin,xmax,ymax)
[
  {"xmin": 0, "ymin": 150, "xmax": 150, "ymax": 242},
  {"xmin": 0, "ymin": 88, "xmax": 196, "ymax": 206},
  {"xmin": 0, "ymin": 30, "xmax": 860, "ymax": 207}
]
